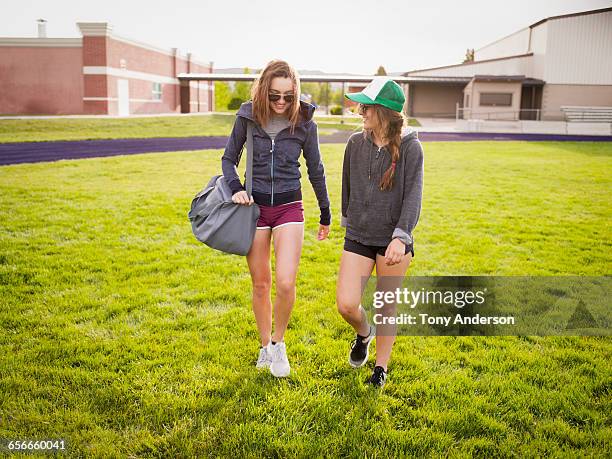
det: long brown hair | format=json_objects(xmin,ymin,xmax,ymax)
[
  {"xmin": 251, "ymin": 60, "xmax": 301, "ymax": 131},
  {"xmin": 363, "ymin": 104, "xmax": 406, "ymax": 191}
]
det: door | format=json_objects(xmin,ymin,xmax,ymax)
[
  {"xmin": 520, "ymin": 86, "xmax": 542, "ymax": 120},
  {"xmin": 117, "ymin": 79, "xmax": 130, "ymax": 116}
]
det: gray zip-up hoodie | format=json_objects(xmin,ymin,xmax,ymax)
[{"xmin": 341, "ymin": 129, "xmax": 424, "ymax": 247}]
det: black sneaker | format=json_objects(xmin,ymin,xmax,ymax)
[
  {"xmin": 348, "ymin": 324, "xmax": 375, "ymax": 368},
  {"xmin": 367, "ymin": 366, "xmax": 387, "ymax": 388}
]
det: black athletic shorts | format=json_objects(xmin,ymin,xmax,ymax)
[{"xmin": 344, "ymin": 237, "xmax": 414, "ymax": 261}]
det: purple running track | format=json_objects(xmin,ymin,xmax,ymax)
[{"xmin": 1, "ymin": 132, "xmax": 610, "ymax": 166}]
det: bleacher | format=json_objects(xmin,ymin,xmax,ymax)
[{"xmin": 560, "ymin": 106, "xmax": 612, "ymax": 122}]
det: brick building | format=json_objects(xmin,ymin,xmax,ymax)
[{"xmin": 0, "ymin": 21, "xmax": 213, "ymax": 116}]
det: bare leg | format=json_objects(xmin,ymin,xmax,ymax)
[
  {"xmin": 270, "ymin": 224, "xmax": 304, "ymax": 343},
  {"xmin": 374, "ymin": 252, "xmax": 413, "ymax": 371},
  {"xmin": 336, "ymin": 251, "xmax": 376, "ymax": 336},
  {"xmin": 246, "ymin": 229, "xmax": 272, "ymax": 347}
]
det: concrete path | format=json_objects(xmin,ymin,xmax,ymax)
[{"xmin": 1, "ymin": 132, "xmax": 610, "ymax": 166}]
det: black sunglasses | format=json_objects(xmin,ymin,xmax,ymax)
[{"xmin": 268, "ymin": 93, "xmax": 295, "ymax": 103}]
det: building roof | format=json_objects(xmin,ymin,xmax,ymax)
[
  {"xmin": 0, "ymin": 37, "xmax": 82, "ymax": 47},
  {"xmin": 471, "ymin": 75, "xmax": 545, "ymax": 85},
  {"xmin": 403, "ymin": 7, "xmax": 612, "ymax": 76},
  {"xmin": 529, "ymin": 6, "xmax": 612, "ymax": 28},
  {"xmin": 0, "ymin": 21, "xmax": 211, "ymax": 68},
  {"xmin": 403, "ymin": 53, "xmax": 533, "ymax": 76},
  {"xmin": 473, "ymin": 75, "xmax": 525, "ymax": 82}
]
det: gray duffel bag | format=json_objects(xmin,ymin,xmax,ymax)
[{"xmin": 188, "ymin": 122, "xmax": 260, "ymax": 255}]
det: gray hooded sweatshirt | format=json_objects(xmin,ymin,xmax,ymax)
[{"xmin": 341, "ymin": 129, "xmax": 424, "ymax": 248}]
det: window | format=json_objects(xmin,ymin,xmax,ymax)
[
  {"xmin": 465, "ymin": 94, "xmax": 470, "ymax": 107},
  {"xmin": 480, "ymin": 92, "xmax": 512, "ymax": 107},
  {"xmin": 152, "ymin": 82, "xmax": 162, "ymax": 100}
]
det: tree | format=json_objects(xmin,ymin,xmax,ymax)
[
  {"xmin": 231, "ymin": 66, "xmax": 253, "ymax": 106},
  {"xmin": 300, "ymin": 83, "xmax": 344, "ymax": 109},
  {"xmin": 331, "ymin": 87, "xmax": 344, "ymax": 106},
  {"xmin": 234, "ymin": 81, "xmax": 251, "ymax": 101},
  {"xmin": 214, "ymin": 81, "xmax": 231, "ymax": 111},
  {"xmin": 319, "ymin": 83, "xmax": 331, "ymax": 109},
  {"xmin": 376, "ymin": 66, "xmax": 387, "ymax": 76},
  {"xmin": 463, "ymin": 49, "xmax": 475, "ymax": 63},
  {"xmin": 301, "ymin": 82, "xmax": 320, "ymax": 104}
]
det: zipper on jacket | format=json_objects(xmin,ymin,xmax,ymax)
[
  {"xmin": 268, "ymin": 126, "xmax": 294, "ymax": 206},
  {"xmin": 254, "ymin": 123, "xmax": 297, "ymax": 207},
  {"xmin": 366, "ymin": 146, "xmax": 373, "ymax": 206},
  {"xmin": 270, "ymin": 139, "xmax": 275, "ymax": 206},
  {"xmin": 366, "ymin": 145, "xmax": 383, "ymax": 205},
  {"xmin": 377, "ymin": 147, "xmax": 385, "ymax": 191}
]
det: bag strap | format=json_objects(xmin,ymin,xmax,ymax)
[{"xmin": 245, "ymin": 121, "xmax": 254, "ymax": 197}]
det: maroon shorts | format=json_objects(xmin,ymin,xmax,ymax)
[{"xmin": 256, "ymin": 201, "xmax": 304, "ymax": 230}]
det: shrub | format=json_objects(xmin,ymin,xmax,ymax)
[
  {"xmin": 330, "ymin": 105, "xmax": 343, "ymax": 116},
  {"xmin": 228, "ymin": 97, "xmax": 245, "ymax": 110}
]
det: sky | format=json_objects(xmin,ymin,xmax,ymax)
[{"xmin": 2, "ymin": 0, "xmax": 610, "ymax": 74}]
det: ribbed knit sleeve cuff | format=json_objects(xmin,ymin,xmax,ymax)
[
  {"xmin": 228, "ymin": 179, "xmax": 245, "ymax": 195},
  {"xmin": 392, "ymin": 228, "xmax": 413, "ymax": 247},
  {"xmin": 319, "ymin": 207, "xmax": 331, "ymax": 226}
]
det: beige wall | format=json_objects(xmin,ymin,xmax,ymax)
[
  {"xmin": 544, "ymin": 11, "xmax": 612, "ymax": 85},
  {"xmin": 410, "ymin": 84, "xmax": 464, "ymax": 118},
  {"xmin": 529, "ymin": 22, "xmax": 548, "ymax": 80},
  {"xmin": 541, "ymin": 84, "xmax": 612, "ymax": 120},
  {"xmin": 475, "ymin": 27, "xmax": 530, "ymax": 61},
  {"xmin": 463, "ymin": 80, "xmax": 473, "ymax": 110},
  {"xmin": 463, "ymin": 81, "xmax": 522, "ymax": 120}
]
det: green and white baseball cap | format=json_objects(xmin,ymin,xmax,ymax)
[{"xmin": 345, "ymin": 77, "xmax": 405, "ymax": 112}]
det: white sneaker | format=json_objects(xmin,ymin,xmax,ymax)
[
  {"xmin": 269, "ymin": 341, "xmax": 290, "ymax": 377},
  {"xmin": 256, "ymin": 344, "xmax": 272, "ymax": 369}
]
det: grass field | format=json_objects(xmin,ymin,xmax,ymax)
[
  {"xmin": 0, "ymin": 113, "xmax": 418, "ymax": 144},
  {"xmin": 1, "ymin": 140, "xmax": 611, "ymax": 457}
]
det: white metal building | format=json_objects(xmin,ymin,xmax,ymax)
[{"xmin": 403, "ymin": 7, "xmax": 612, "ymax": 122}]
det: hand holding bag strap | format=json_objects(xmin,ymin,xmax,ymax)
[{"xmin": 245, "ymin": 121, "xmax": 254, "ymax": 197}]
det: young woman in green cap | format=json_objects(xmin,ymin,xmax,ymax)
[{"xmin": 336, "ymin": 77, "xmax": 424, "ymax": 388}]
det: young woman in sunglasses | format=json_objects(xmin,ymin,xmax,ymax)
[
  {"xmin": 337, "ymin": 78, "xmax": 424, "ymax": 388},
  {"xmin": 221, "ymin": 60, "xmax": 331, "ymax": 378}
]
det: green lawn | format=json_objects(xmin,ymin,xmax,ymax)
[
  {"xmin": 1, "ymin": 141, "xmax": 611, "ymax": 457},
  {"xmin": 0, "ymin": 113, "xmax": 369, "ymax": 144}
]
